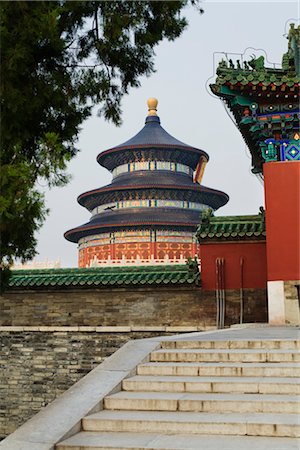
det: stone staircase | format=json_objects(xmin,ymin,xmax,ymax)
[{"xmin": 56, "ymin": 337, "xmax": 300, "ymax": 449}]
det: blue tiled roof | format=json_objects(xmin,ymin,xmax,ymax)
[
  {"xmin": 76, "ymin": 171, "xmax": 229, "ymax": 212},
  {"xmin": 97, "ymin": 115, "xmax": 209, "ymax": 171},
  {"xmin": 64, "ymin": 207, "xmax": 202, "ymax": 243},
  {"xmin": 113, "ymin": 116, "xmax": 195, "ymax": 149}
]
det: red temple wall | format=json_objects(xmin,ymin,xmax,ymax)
[
  {"xmin": 79, "ymin": 241, "xmax": 200, "ymax": 267},
  {"xmin": 264, "ymin": 161, "xmax": 300, "ymax": 281},
  {"xmin": 200, "ymin": 241, "xmax": 267, "ymax": 291}
]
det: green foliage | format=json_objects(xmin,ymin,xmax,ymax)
[
  {"xmin": 0, "ymin": 266, "xmax": 12, "ymax": 294},
  {"xmin": 0, "ymin": 0, "xmax": 203, "ymax": 274},
  {"xmin": 0, "ymin": 161, "xmax": 48, "ymax": 265}
]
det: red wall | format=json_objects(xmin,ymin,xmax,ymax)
[
  {"xmin": 200, "ymin": 241, "xmax": 267, "ymax": 290},
  {"xmin": 79, "ymin": 241, "xmax": 200, "ymax": 268},
  {"xmin": 264, "ymin": 161, "xmax": 300, "ymax": 281}
]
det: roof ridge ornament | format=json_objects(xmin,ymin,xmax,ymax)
[{"xmin": 147, "ymin": 97, "xmax": 158, "ymax": 116}]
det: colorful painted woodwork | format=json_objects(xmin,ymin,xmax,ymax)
[
  {"xmin": 65, "ymin": 99, "xmax": 229, "ymax": 267},
  {"xmin": 210, "ymin": 24, "xmax": 300, "ymax": 174}
]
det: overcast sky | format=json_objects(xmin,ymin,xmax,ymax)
[{"xmin": 33, "ymin": 1, "xmax": 299, "ymax": 268}]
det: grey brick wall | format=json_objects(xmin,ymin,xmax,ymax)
[{"xmin": 0, "ymin": 330, "xmax": 166, "ymax": 439}]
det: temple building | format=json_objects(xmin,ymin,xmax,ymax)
[{"xmin": 65, "ymin": 99, "xmax": 229, "ymax": 267}]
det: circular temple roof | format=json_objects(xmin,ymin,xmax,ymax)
[
  {"xmin": 77, "ymin": 171, "xmax": 229, "ymax": 211},
  {"xmin": 64, "ymin": 207, "xmax": 202, "ymax": 243},
  {"xmin": 97, "ymin": 115, "xmax": 209, "ymax": 171}
]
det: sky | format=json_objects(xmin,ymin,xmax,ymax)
[{"xmin": 33, "ymin": 1, "xmax": 299, "ymax": 268}]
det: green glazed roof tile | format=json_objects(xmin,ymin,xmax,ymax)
[
  {"xmin": 213, "ymin": 67, "xmax": 299, "ymax": 89},
  {"xmin": 197, "ymin": 213, "xmax": 266, "ymax": 241},
  {"xmin": 8, "ymin": 264, "xmax": 199, "ymax": 290}
]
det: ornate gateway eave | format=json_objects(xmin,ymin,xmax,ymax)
[{"xmin": 210, "ymin": 24, "xmax": 300, "ymax": 174}]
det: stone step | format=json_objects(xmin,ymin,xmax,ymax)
[
  {"xmin": 122, "ymin": 375, "xmax": 300, "ymax": 394},
  {"xmin": 151, "ymin": 348, "xmax": 299, "ymax": 363},
  {"xmin": 104, "ymin": 391, "xmax": 300, "ymax": 414},
  {"xmin": 82, "ymin": 410, "xmax": 300, "ymax": 437},
  {"xmin": 161, "ymin": 340, "xmax": 300, "ymax": 350},
  {"xmin": 137, "ymin": 362, "xmax": 300, "ymax": 377},
  {"xmin": 56, "ymin": 431, "xmax": 300, "ymax": 449}
]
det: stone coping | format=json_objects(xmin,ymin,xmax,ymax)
[{"xmin": 0, "ymin": 326, "xmax": 215, "ymax": 333}]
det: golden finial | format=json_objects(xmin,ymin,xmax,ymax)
[{"xmin": 147, "ymin": 98, "xmax": 158, "ymax": 116}]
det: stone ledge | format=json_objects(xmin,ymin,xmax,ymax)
[
  {"xmin": 0, "ymin": 326, "xmax": 214, "ymax": 333},
  {"xmin": 130, "ymin": 326, "xmax": 166, "ymax": 332},
  {"xmin": 95, "ymin": 326, "xmax": 132, "ymax": 332},
  {"xmin": 165, "ymin": 326, "xmax": 198, "ymax": 332}
]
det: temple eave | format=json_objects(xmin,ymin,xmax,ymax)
[
  {"xmin": 65, "ymin": 221, "xmax": 200, "ymax": 244},
  {"xmin": 77, "ymin": 184, "xmax": 229, "ymax": 210},
  {"xmin": 97, "ymin": 145, "xmax": 209, "ymax": 171}
]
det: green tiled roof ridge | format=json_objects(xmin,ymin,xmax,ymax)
[
  {"xmin": 213, "ymin": 25, "xmax": 300, "ymax": 86},
  {"xmin": 8, "ymin": 265, "xmax": 200, "ymax": 289},
  {"xmin": 10, "ymin": 265, "xmax": 189, "ymax": 275},
  {"xmin": 197, "ymin": 213, "xmax": 266, "ymax": 240},
  {"xmin": 213, "ymin": 67, "xmax": 299, "ymax": 88},
  {"xmin": 205, "ymin": 214, "xmax": 263, "ymax": 223}
]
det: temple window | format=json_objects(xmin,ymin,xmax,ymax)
[
  {"xmin": 91, "ymin": 199, "xmax": 209, "ymax": 216},
  {"xmin": 112, "ymin": 161, "xmax": 192, "ymax": 178}
]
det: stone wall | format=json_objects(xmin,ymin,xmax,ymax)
[
  {"xmin": 0, "ymin": 286, "xmax": 267, "ymax": 328},
  {"xmin": 0, "ymin": 330, "xmax": 166, "ymax": 439},
  {"xmin": 1, "ymin": 286, "xmax": 204, "ymax": 327},
  {"xmin": 0, "ymin": 285, "xmax": 267, "ymax": 439}
]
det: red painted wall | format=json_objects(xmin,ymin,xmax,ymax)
[
  {"xmin": 200, "ymin": 241, "xmax": 267, "ymax": 290},
  {"xmin": 79, "ymin": 241, "xmax": 200, "ymax": 268},
  {"xmin": 264, "ymin": 161, "xmax": 300, "ymax": 281}
]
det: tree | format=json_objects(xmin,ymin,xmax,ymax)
[{"xmin": 0, "ymin": 0, "xmax": 203, "ymax": 269}]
